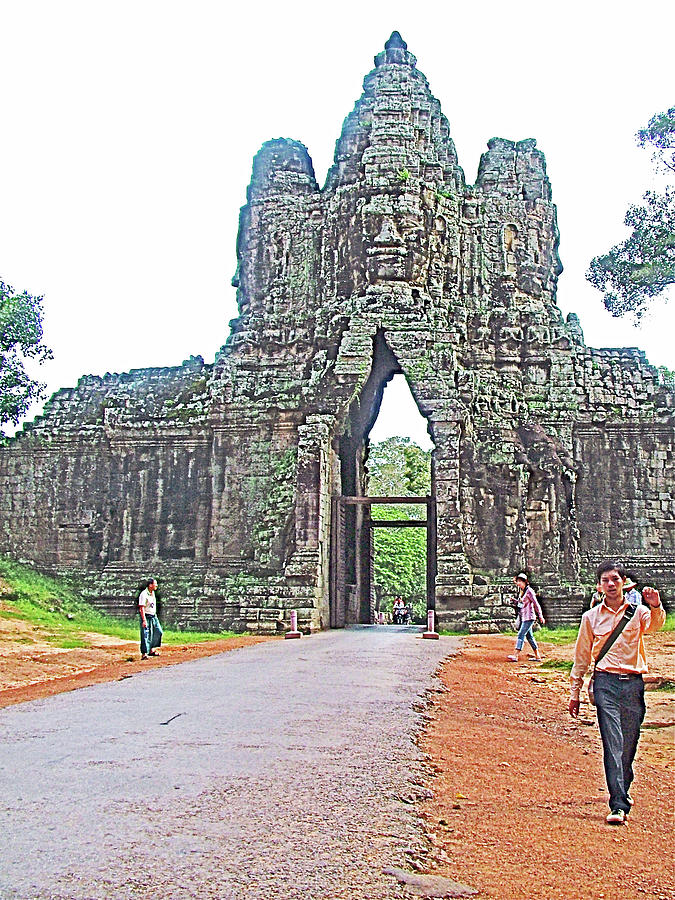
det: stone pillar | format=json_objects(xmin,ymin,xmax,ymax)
[
  {"xmin": 284, "ymin": 416, "xmax": 333, "ymax": 629},
  {"xmin": 432, "ymin": 417, "xmax": 472, "ymax": 617},
  {"xmin": 287, "ymin": 418, "xmax": 330, "ymax": 568}
]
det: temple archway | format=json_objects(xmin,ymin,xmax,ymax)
[{"xmin": 329, "ymin": 331, "xmax": 436, "ymax": 627}]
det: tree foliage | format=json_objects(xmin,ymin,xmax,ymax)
[
  {"xmin": 367, "ymin": 436, "xmax": 431, "ymax": 496},
  {"xmin": 0, "ymin": 279, "xmax": 52, "ymax": 430},
  {"xmin": 587, "ymin": 106, "xmax": 675, "ymax": 319},
  {"xmin": 367, "ymin": 437, "xmax": 431, "ymax": 622},
  {"xmin": 637, "ymin": 108, "xmax": 675, "ymax": 174}
]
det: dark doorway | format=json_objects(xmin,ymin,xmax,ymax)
[{"xmin": 329, "ymin": 494, "xmax": 436, "ymax": 627}]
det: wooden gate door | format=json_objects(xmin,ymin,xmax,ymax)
[
  {"xmin": 329, "ymin": 497, "xmax": 346, "ymax": 628},
  {"xmin": 329, "ymin": 495, "xmax": 436, "ymax": 627}
]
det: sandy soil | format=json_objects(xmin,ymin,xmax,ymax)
[
  {"xmin": 1, "ymin": 605, "xmax": 673, "ymax": 899},
  {"xmin": 418, "ymin": 632, "xmax": 675, "ymax": 900},
  {"xmin": 0, "ymin": 603, "xmax": 274, "ymax": 708}
]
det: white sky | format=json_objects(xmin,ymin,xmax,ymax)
[{"xmin": 1, "ymin": 0, "xmax": 673, "ymax": 440}]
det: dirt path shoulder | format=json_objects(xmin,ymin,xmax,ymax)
[
  {"xmin": 0, "ymin": 612, "xmax": 274, "ymax": 709},
  {"xmin": 418, "ymin": 633, "xmax": 675, "ymax": 900}
]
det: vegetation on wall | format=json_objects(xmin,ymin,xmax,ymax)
[{"xmin": 253, "ymin": 447, "xmax": 298, "ymax": 566}]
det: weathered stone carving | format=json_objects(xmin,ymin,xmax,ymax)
[{"xmin": 0, "ymin": 33, "xmax": 673, "ymax": 631}]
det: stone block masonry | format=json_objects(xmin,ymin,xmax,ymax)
[{"xmin": 0, "ymin": 32, "xmax": 673, "ymax": 631}]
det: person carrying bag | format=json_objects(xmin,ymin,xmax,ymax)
[
  {"xmin": 587, "ymin": 604, "xmax": 636, "ymax": 705},
  {"xmin": 569, "ymin": 561, "xmax": 665, "ymax": 826}
]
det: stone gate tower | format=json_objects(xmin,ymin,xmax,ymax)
[{"xmin": 1, "ymin": 33, "xmax": 673, "ymax": 630}]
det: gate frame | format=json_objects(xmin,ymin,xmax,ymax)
[{"xmin": 329, "ymin": 495, "xmax": 437, "ymax": 627}]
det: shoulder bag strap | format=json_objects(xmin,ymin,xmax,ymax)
[{"xmin": 593, "ymin": 604, "xmax": 637, "ymax": 674}]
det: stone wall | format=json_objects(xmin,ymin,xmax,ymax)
[{"xmin": 0, "ymin": 32, "xmax": 673, "ymax": 631}]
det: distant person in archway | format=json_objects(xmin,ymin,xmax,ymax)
[
  {"xmin": 139, "ymin": 578, "xmax": 163, "ymax": 659},
  {"xmin": 507, "ymin": 572, "xmax": 545, "ymax": 662}
]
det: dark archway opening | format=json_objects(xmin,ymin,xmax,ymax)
[{"xmin": 330, "ymin": 330, "xmax": 436, "ymax": 627}]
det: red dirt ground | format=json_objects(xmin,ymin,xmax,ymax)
[{"xmin": 418, "ymin": 633, "xmax": 675, "ymax": 900}]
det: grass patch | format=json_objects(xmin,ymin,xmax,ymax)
[
  {"xmin": 502, "ymin": 625, "xmax": 579, "ymax": 644},
  {"xmin": 0, "ymin": 608, "xmax": 29, "ymax": 620},
  {"xmin": 0, "ymin": 557, "xmax": 240, "ymax": 648},
  {"xmin": 540, "ymin": 659, "xmax": 573, "ymax": 672},
  {"xmin": 536, "ymin": 626, "xmax": 579, "ymax": 645},
  {"xmin": 52, "ymin": 637, "xmax": 89, "ymax": 649},
  {"xmin": 650, "ymin": 679, "xmax": 675, "ymax": 692}
]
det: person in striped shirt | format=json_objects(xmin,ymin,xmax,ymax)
[{"xmin": 507, "ymin": 572, "xmax": 546, "ymax": 663}]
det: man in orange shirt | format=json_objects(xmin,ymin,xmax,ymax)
[{"xmin": 569, "ymin": 560, "xmax": 666, "ymax": 825}]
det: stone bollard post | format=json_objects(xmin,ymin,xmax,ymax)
[
  {"xmin": 285, "ymin": 609, "xmax": 302, "ymax": 640},
  {"xmin": 423, "ymin": 608, "xmax": 439, "ymax": 640}
]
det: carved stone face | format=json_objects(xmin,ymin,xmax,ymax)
[
  {"xmin": 362, "ymin": 198, "xmax": 428, "ymax": 287},
  {"xmin": 366, "ymin": 215, "xmax": 407, "ymax": 282}
]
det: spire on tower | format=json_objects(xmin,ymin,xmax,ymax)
[
  {"xmin": 374, "ymin": 31, "xmax": 416, "ymax": 67},
  {"xmin": 386, "ymin": 31, "xmax": 407, "ymax": 50}
]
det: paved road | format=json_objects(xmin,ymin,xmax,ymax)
[{"xmin": 0, "ymin": 626, "xmax": 458, "ymax": 900}]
